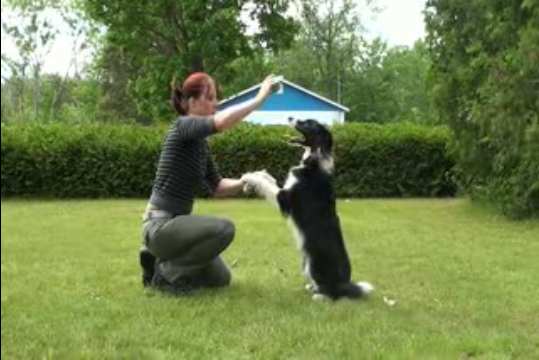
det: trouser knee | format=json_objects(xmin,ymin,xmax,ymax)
[
  {"xmin": 213, "ymin": 265, "xmax": 231, "ymax": 287},
  {"xmin": 217, "ymin": 219, "xmax": 235, "ymax": 250}
]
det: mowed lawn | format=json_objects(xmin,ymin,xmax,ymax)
[{"xmin": 1, "ymin": 198, "xmax": 538, "ymax": 359}]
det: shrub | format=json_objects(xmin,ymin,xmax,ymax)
[
  {"xmin": 1, "ymin": 122, "xmax": 456, "ymax": 198},
  {"xmin": 1, "ymin": 123, "xmax": 161, "ymax": 197}
]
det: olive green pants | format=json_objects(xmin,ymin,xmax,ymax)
[{"xmin": 142, "ymin": 214, "xmax": 235, "ymax": 288}]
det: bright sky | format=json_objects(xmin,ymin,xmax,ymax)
[
  {"xmin": 1, "ymin": 7, "xmax": 93, "ymax": 78},
  {"xmin": 1, "ymin": 0, "xmax": 427, "ymax": 76},
  {"xmin": 364, "ymin": 0, "xmax": 427, "ymax": 47}
]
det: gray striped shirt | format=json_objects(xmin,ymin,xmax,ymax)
[{"xmin": 149, "ymin": 116, "xmax": 222, "ymax": 215}]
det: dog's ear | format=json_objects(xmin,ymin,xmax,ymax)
[
  {"xmin": 320, "ymin": 127, "xmax": 333, "ymax": 154},
  {"xmin": 277, "ymin": 190, "xmax": 291, "ymax": 216}
]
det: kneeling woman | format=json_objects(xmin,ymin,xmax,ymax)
[{"xmin": 140, "ymin": 72, "xmax": 274, "ymax": 294}]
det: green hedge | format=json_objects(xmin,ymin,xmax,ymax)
[{"xmin": 1, "ymin": 122, "xmax": 456, "ymax": 198}]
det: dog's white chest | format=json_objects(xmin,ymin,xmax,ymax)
[{"xmin": 283, "ymin": 170, "xmax": 299, "ymax": 190}]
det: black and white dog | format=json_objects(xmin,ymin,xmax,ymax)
[{"xmin": 244, "ymin": 118, "xmax": 373, "ymax": 301}]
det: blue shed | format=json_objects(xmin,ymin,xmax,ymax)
[{"xmin": 218, "ymin": 76, "xmax": 349, "ymax": 125}]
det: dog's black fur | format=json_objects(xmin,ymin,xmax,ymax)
[{"xmin": 276, "ymin": 119, "xmax": 372, "ymax": 300}]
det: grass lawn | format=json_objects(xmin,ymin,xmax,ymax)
[{"xmin": 2, "ymin": 198, "xmax": 539, "ymax": 359}]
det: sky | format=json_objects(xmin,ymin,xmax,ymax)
[
  {"xmin": 364, "ymin": 0, "xmax": 427, "ymax": 47},
  {"xmin": 1, "ymin": 0, "xmax": 427, "ymax": 77}
]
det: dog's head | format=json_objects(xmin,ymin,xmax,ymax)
[
  {"xmin": 288, "ymin": 118, "xmax": 333, "ymax": 153},
  {"xmin": 288, "ymin": 118, "xmax": 334, "ymax": 172}
]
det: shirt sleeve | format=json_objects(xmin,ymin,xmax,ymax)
[
  {"xmin": 175, "ymin": 116, "xmax": 217, "ymax": 140},
  {"xmin": 205, "ymin": 152, "xmax": 222, "ymax": 195}
]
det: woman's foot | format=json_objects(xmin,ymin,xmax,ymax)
[{"xmin": 139, "ymin": 247, "xmax": 156, "ymax": 287}]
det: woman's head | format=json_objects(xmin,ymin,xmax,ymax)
[{"xmin": 171, "ymin": 72, "xmax": 218, "ymax": 116}]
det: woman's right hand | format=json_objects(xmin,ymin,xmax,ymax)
[{"xmin": 255, "ymin": 75, "xmax": 274, "ymax": 103}]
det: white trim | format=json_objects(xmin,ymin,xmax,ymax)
[
  {"xmin": 219, "ymin": 76, "xmax": 350, "ymax": 112},
  {"xmin": 280, "ymin": 79, "xmax": 350, "ymax": 112},
  {"xmin": 243, "ymin": 110, "xmax": 344, "ymax": 125}
]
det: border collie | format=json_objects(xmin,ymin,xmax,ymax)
[{"xmin": 244, "ymin": 118, "xmax": 373, "ymax": 301}]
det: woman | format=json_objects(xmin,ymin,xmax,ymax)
[{"xmin": 140, "ymin": 72, "xmax": 275, "ymax": 294}]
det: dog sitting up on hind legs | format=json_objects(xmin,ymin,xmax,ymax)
[{"xmin": 242, "ymin": 118, "xmax": 373, "ymax": 301}]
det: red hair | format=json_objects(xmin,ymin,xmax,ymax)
[{"xmin": 170, "ymin": 72, "xmax": 215, "ymax": 115}]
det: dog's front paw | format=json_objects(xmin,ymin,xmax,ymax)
[
  {"xmin": 241, "ymin": 172, "xmax": 264, "ymax": 195},
  {"xmin": 242, "ymin": 182, "xmax": 255, "ymax": 194},
  {"xmin": 256, "ymin": 170, "xmax": 277, "ymax": 185}
]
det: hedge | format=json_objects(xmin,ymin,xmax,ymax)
[{"xmin": 1, "ymin": 122, "xmax": 456, "ymax": 198}]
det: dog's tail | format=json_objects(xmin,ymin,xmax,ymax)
[{"xmin": 337, "ymin": 281, "xmax": 374, "ymax": 299}]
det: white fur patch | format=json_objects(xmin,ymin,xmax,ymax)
[
  {"xmin": 303, "ymin": 257, "xmax": 312, "ymax": 280},
  {"xmin": 357, "ymin": 281, "xmax": 374, "ymax": 295},
  {"xmin": 283, "ymin": 171, "xmax": 299, "ymax": 190},
  {"xmin": 302, "ymin": 148, "xmax": 311, "ymax": 161},
  {"xmin": 320, "ymin": 155, "xmax": 334, "ymax": 174},
  {"xmin": 288, "ymin": 118, "xmax": 297, "ymax": 127},
  {"xmin": 301, "ymin": 148, "xmax": 334, "ymax": 174}
]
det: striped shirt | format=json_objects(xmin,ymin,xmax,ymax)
[{"xmin": 149, "ymin": 116, "xmax": 222, "ymax": 215}]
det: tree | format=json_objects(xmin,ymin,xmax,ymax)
[
  {"xmin": 270, "ymin": 35, "xmax": 326, "ymax": 95},
  {"xmin": 90, "ymin": 40, "xmax": 142, "ymax": 123},
  {"xmin": 81, "ymin": 0, "xmax": 298, "ymax": 120},
  {"xmin": 378, "ymin": 41, "xmax": 434, "ymax": 123},
  {"xmin": 2, "ymin": 1, "xmax": 58, "ymax": 121},
  {"xmin": 345, "ymin": 37, "xmax": 396, "ymax": 122},
  {"xmin": 1, "ymin": 0, "xmax": 97, "ymax": 122},
  {"xmin": 425, "ymin": 0, "xmax": 539, "ymax": 218},
  {"xmin": 299, "ymin": 0, "xmax": 368, "ymax": 102},
  {"xmin": 219, "ymin": 52, "xmax": 273, "ymax": 99}
]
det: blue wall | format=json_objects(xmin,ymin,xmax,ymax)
[{"xmin": 219, "ymin": 84, "xmax": 339, "ymax": 112}]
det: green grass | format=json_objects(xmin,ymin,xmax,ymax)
[{"xmin": 2, "ymin": 199, "xmax": 539, "ymax": 359}]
